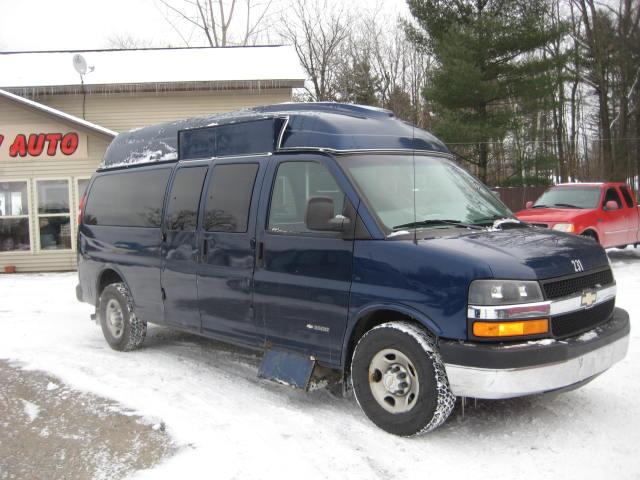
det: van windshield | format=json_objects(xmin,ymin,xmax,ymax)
[{"xmin": 337, "ymin": 154, "xmax": 512, "ymax": 234}]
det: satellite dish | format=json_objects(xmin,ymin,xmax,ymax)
[{"xmin": 73, "ymin": 54, "xmax": 88, "ymax": 75}]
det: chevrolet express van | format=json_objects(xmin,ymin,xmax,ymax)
[{"xmin": 76, "ymin": 103, "xmax": 630, "ymax": 436}]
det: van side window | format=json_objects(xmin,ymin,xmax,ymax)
[
  {"xmin": 620, "ymin": 186, "xmax": 635, "ymax": 208},
  {"xmin": 84, "ymin": 169, "xmax": 171, "ymax": 227},
  {"xmin": 165, "ymin": 166, "xmax": 208, "ymax": 231},
  {"xmin": 203, "ymin": 163, "xmax": 259, "ymax": 233},
  {"xmin": 603, "ymin": 187, "xmax": 623, "ymax": 209},
  {"xmin": 268, "ymin": 161, "xmax": 345, "ymax": 235}
]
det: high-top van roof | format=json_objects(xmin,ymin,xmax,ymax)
[{"xmin": 100, "ymin": 102, "xmax": 450, "ymax": 170}]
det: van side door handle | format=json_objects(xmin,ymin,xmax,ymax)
[
  {"xmin": 256, "ymin": 241, "xmax": 264, "ymax": 268},
  {"xmin": 202, "ymin": 237, "xmax": 208, "ymax": 259}
]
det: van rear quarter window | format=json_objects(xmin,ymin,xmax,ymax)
[
  {"xmin": 84, "ymin": 168, "xmax": 171, "ymax": 227},
  {"xmin": 203, "ymin": 163, "xmax": 259, "ymax": 233}
]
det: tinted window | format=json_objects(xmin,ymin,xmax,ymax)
[
  {"xmin": 179, "ymin": 119, "xmax": 277, "ymax": 160},
  {"xmin": 85, "ymin": 168, "xmax": 171, "ymax": 227},
  {"xmin": 620, "ymin": 186, "xmax": 635, "ymax": 208},
  {"xmin": 204, "ymin": 164, "xmax": 259, "ymax": 232},
  {"xmin": 604, "ymin": 187, "xmax": 623, "ymax": 209},
  {"xmin": 165, "ymin": 166, "xmax": 208, "ymax": 231},
  {"xmin": 268, "ymin": 161, "xmax": 345, "ymax": 235}
]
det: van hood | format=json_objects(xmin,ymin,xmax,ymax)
[
  {"xmin": 417, "ymin": 227, "xmax": 609, "ymax": 280},
  {"xmin": 515, "ymin": 207, "xmax": 591, "ymax": 223}
]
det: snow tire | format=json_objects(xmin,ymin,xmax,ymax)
[
  {"xmin": 351, "ymin": 321, "xmax": 455, "ymax": 436},
  {"xmin": 98, "ymin": 282, "xmax": 147, "ymax": 352}
]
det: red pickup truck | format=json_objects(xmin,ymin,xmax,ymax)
[{"xmin": 516, "ymin": 182, "xmax": 640, "ymax": 248}]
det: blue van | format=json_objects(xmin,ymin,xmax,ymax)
[{"xmin": 76, "ymin": 103, "xmax": 629, "ymax": 436}]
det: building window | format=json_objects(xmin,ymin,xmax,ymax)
[
  {"xmin": 36, "ymin": 179, "xmax": 72, "ymax": 250},
  {"xmin": 0, "ymin": 181, "xmax": 31, "ymax": 252}
]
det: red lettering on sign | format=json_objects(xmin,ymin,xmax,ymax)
[
  {"xmin": 27, "ymin": 134, "xmax": 46, "ymax": 156},
  {"xmin": 9, "ymin": 134, "xmax": 27, "ymax": 157},
  {"xmin": 45, "ymin": 133, "xmax": 63, "ymax": 156},
  {"xmin": 60, "ymin": 133, "xmax": 79, "ymax": 156},
  {"xmin": 4, "ymin": 132, "xmax": 80, "ymax": 157}
]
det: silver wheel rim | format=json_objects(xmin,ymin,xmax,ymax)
[
  {"xmin": 368, "ymin": 348, "xmax": 419, "ymax": 414},
  {"xmin": 105, "ymin": 298, "xmax": 125, "ymax": 339}
]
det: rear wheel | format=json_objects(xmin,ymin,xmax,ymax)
[
  {"xmin": 351, "ymin": 321, "xmax": 455, "ymax": 436},
  {"xmin": 98, "ymin": 283, "xmax": 147, "ymax": 351}
]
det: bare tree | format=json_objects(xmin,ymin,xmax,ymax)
[
  {"xmin": 156, "ymin": 0, "xmax": 278, "ymax": 47},
  {"xmin": 106, "ymin": 34, "xmax": 157, "ymax": 49},
  {"xmin": 360, "ymin": 12, "xmax": 433, "ymax": 126},
  {"xmin": 570, "ymin": 0, "xmax": 640, "ymax": 182},
  {"xmin": 280, "ymin": 0, "xmax": 350, "ymax": 101}
]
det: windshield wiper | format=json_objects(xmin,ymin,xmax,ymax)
[
  {"xmin": 552, "ymin": 203, "xmax": 581, "ymax": 209},
  {"xmin": 472, "ymin": 214, "xmax": 512, "ymax": 224},
  {"xmin": 532, "ymin": 204, "xmax": 548, "ymax": 208},
  {"xmin": 393, "ymin": 219, "xmax": 483, "ymax": 230}
]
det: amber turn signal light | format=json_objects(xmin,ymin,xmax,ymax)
[{"xmin": 473, "ymin": 319, "xmax": 549, "ymax": 337}]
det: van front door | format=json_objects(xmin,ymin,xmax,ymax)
[
  {"xmin": 161, "ymin": 163, "xmax": 209, "ymax": 330},
  {"xmin": 253, "ymin": 157, "xmax": 355, "ymax": 365},
  {"xmin": 197, "ymin": 159, "xmax": 264, "ymax": 346}
]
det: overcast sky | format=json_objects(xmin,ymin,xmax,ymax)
[{"xmin": 0, "ymin": 0, "xmax": 408, "ymax": 52}]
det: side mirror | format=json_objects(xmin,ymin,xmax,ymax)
[
  {"xmin": 525, "ymin": 201, "xmax": 534, "ymax": 209},
  {"xmin": 604, "ymin": 200, "xmax": 619, "ymax": 211},
  {"xmin": 305, "ymin": 196, "xmax": 350, "ymax": 232}
]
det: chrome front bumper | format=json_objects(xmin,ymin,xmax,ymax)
[{"xmin": 441, "ymin": 307, "xmax": 630, "ymax": 399}]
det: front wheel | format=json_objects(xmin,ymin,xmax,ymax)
[
  {"xmin": 351, "ymin": 322, "xmax": 455, "ymax": 436},
  {"xmin": 98, "ymin": 283, "xmax": 147, "ymax": 351},
  {"xmin": 581, "ymin": 231, "xmax": 599, "ymax": 244}
]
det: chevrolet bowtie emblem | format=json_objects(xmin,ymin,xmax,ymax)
[{"xmin": 581, "ymin": 290, "xmax": 597, "ymax": 308}]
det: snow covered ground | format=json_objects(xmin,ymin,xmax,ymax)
[{"xmin": 1, "ymin": 248, "xmax": 639, "ymax": 479}]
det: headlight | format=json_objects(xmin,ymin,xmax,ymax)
[
  {"xmin": 468, "ymin": 280, "xmax": 550, "ymax": 338},
  {"xmin": 552, "ymin": 223, "xmax": 575, "ymax": 232},
  {"xmin": 468, "ymin": 279, "xmax": 544, "ymax": 306}
]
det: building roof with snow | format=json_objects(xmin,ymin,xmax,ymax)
[
  {"xmin": 0, "ymin": 46, "xmax": 306, "ymax": 95},
  {"xmin": 0, "ymin": 88, "xmax": 117, "ymax": 138}
]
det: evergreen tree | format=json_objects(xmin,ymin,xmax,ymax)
[
  {"xmin": 407, "ymin": 0, "xmax": 564, "ymax": 183},
  {"xmin": 338, "ymin": 57, "xmax": 380, "ymax": 106}
]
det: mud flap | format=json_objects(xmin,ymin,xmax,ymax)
[{"xmin": 258, "ymin": 350, "xmax": 316, "ymax": 390}]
